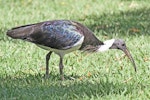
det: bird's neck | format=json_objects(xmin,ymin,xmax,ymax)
[{"xmin": 97, "ymin": 39, "xmax": 115, "ymax": 52}]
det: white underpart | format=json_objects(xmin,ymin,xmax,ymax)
[
  {"xmin": 37, "ymin": 36, "xmax": 84, "ymax": 57},
  {"xmin": 97, "ymin": 39, "xmax": 115, "ymax": 52}
]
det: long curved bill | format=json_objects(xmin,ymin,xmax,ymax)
[{"xmin": 123, "ymin": 48, "xmax": 137, "ymax": 72}]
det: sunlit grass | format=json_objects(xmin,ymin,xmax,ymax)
[{"xmin": 0, "ymin": 0, "xmax": 150, "ymax": 99}]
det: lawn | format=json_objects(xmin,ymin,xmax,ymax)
[{"xmin": 0, "ymin": 0, "xmax": 150, "ymax": 99}]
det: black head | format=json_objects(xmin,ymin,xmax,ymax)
[{"xmin": 110, "ymin": 39, "xmax": 137, "ymax": 72}]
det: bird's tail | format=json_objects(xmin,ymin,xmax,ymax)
[{"xmin": 7, "ymin": 24, "xmax": 36, "ymax": 39}]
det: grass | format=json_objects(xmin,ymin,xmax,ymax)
[{"xmin": 0, "ymin": 0, "xmax": 150, "ymax": 99}]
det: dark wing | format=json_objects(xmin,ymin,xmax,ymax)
[
  {"xmin": 7, "ymin": 20, "xmax": 103, "ymax": 51},
  {"xmin": 29, "ymin": 20, "xmax": 84, "ymax": 50}
]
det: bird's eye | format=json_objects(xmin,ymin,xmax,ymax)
[
  {"xmin": 22, "ymin": 37, "xmax": 27, "ymax": 40},
  {"xmin": 122, "ymin": 44, "xmax": 125, "ymax": 46}
]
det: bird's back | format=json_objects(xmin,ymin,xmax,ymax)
[{"xmin": 7, "ymin": 20, "xmax": 103, "ymax": 52}]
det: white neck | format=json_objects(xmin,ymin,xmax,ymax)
[{"xmin": 97, "ymin": 39, "xmax": 115, "ymax": 52}]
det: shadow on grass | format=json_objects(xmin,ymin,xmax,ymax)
[
  {"xmin": 1, "ymin": 7, "xmax": 150, "ymax": 43},
  {"xmin": 0, "ymin": 73, "xmax": 135, "ymax": 99},
  {"xmin": 79, "ymin": 7, "xmax": 150, "ymax": 37}
]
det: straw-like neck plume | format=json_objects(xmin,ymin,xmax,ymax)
[{"xmin": 97, "ymin": 39, "xmax": 115, "ymax": 52}]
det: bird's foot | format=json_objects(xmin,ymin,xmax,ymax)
[
  {"xmin": 43, "ymin": 74, "xmax": 49, "ymax": 79},
  {"xmin": 61, "ymin": 75, "xmax": 65, "ymax": 81}
]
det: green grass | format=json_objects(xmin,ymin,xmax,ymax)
[{"xmin": 0, "ymin": 0, "xmax": 150, "ymax": 99}]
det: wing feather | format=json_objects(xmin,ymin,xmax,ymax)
[
  {"xmin": 30, "ymin": 20, "xmax": 84, "ymax": 50},
  {"xmin": 7, "ymin": 20, "xmax": 103, "ymax": 52}
]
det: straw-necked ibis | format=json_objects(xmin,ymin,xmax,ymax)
[{"xmin": 7, "ymin": 20, "xmax": 137, "ymax": 80}]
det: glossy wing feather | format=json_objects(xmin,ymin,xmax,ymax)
[
  {"xmin": 30, "ymin": 20, "xmax": 84, "ymax": 50},
  {"xmin": 7, "ymin": 20, "xmax": 104, "ymax": 51}
]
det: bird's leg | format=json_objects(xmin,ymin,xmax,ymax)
[
  {"xmin": 45, "ymin": 51, "xmax": 52, "ymax": 78},
  {"xmin": 59, "ymin": 56, "xmax": 64, "ymax": 81}
]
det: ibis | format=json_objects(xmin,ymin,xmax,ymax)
[{"xmin": 7, "ymin": 20, "xmax": 137, "ymax": 80}]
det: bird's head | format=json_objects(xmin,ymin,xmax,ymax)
[
  {"xmin": 109, "ymin": 39, "xmax": 137, "ymax": 72},
  {"xmin": 109, "ymin": 39, "xmax": 126, "ymax": 50},
  {"xmin": 97, "ymin": 39, "xmax": 137, "ymax": 72}
]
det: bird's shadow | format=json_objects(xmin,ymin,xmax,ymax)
[
  {"xmin": 1, "ymin": 73, "xmax": 135, "ymax": 99},
  {"xmin": 43, "ymin": 72, "xmax": 82, "ymax": 81}
]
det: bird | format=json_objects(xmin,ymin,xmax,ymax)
[{"xmin": 7, "ymin": 20, "xmax": 137, "ymax": 80}]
